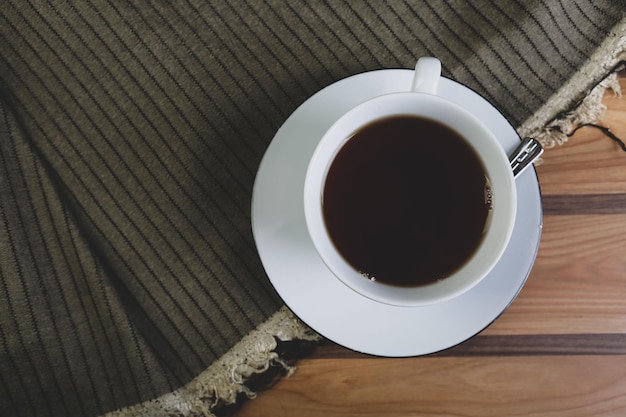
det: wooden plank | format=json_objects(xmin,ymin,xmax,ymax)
[
  {"xmin": 483, "ymin": 214, "xmax": 626, "ymax": 335},
  {"xmin": 442, "ymin": 333, "xmax": 626, "ymax": 356},
  {"xmin": 313, "ymin": 334, "xmax": 626, "ymax": 358},
  {"xmin": 235, "ymin": 356, "xmax": 626, "ymax": 417},
  {"xmin": 543, "ymin": 193, "xmax": 626, "ymax": 215}
]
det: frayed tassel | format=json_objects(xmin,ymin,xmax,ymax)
[
  {"xmin": 534, "ymin": 72, "xmax": 622, "ymax": 150},
  {"xmin": 101, "ymin": 307, "xmax": 320, "ymax": 417},
  {"xmin": 518, "ymin": 17, "xmax": 626, "ymax": 156}
]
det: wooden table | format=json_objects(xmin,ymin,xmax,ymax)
[{"xmin": 234, "ymin": 72, "xmax": 626, "ymax": 417}]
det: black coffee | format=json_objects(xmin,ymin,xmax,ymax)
[{"xmin": 322, "ymin": 115, "xmax": 490, "ymax": 287}]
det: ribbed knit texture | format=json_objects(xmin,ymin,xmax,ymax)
[{"xmin": 0, "ymin": 1, "xmax": 623, "ymax": 416}]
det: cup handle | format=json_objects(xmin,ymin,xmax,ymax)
[{"xmin": 411, "ymin": 57, "xmax": 441, "ymax": 95}]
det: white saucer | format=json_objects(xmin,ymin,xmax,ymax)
[{"xmin": 252, "ymin": 69, "xmax": 542, "ymax": 357}]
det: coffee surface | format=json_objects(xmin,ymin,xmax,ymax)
[{"xmin": 322, "ymin": 115, "xmax": 490, "ymax": 287}]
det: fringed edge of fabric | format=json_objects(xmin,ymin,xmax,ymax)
[
  {"xmin": 517, "ymin": 16, "xmax": 626, "ymax": 150},
  {"xmin": 101, "ymin": 306, "xmax": 320, "ymax": 417}
]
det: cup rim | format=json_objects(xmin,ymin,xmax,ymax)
[{"xmin": 304, "ymin": 91, "xmax": 517, "ymax": 307}]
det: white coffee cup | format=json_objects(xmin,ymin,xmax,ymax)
[{"xmin": 304, "ymin": 57, "xmax": 517, "ymax": 307}]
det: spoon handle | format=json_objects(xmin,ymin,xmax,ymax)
[{"xmin": 509, "ymin": 137, "xmax": 543, "ymax": 178}]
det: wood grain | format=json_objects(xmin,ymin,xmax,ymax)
[
  {"xmin": 483, "ymin": 214, "xmax": 626, "ymax": 335},
  {"xmin": 238, "ymin": 356, "xmax": 626, "ymax": 417},
  {"xmin": 232, "ymin": 72, "xmax": 626, "ymax": 417}
]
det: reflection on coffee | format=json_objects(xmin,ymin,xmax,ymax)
[{"xmin": 322, "ymin": 115, "xmax": 490, "ymax": 287}]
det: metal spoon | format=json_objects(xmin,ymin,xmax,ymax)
[{"xmin": 509, "ymin": 137, "xmax": 543, "ymax": 178}]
